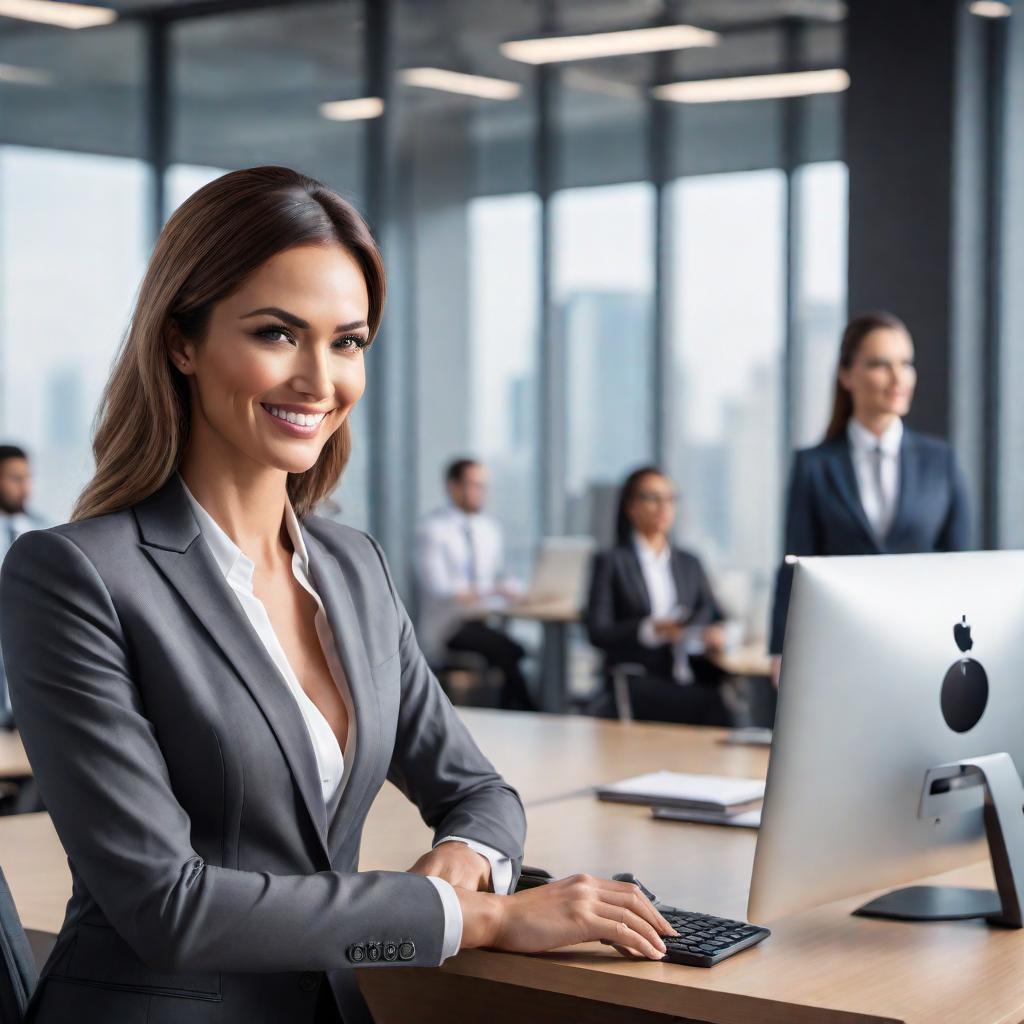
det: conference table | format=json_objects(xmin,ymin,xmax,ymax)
[
  {"xmin": 496, "ymin": 598, "xmax": 774, "ymax": 714},
  {"xmin": 1, "ymin": 711, "xmax": 1021, "ymax": 1023}
]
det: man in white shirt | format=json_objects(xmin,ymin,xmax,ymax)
[
  {"xmin": 0, "ymin": 445, "xmax": 48, "ymax": 727},
  {"xmin": 414, "ymin": 459, "xmax": 534, "ymax": 711}
]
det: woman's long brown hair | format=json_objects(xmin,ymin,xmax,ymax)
[
  {"xmin": 72, "ymin": 166, "xmax": 385, "ymax": 522},
  {"xmin": 823, "ymin": 310, "xmax": 909, "ymax": 442}
]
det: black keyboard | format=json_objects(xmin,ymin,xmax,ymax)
[
  {"xmin": 658, "ymin": 908, "xmax": 770, "ymax": 967},
  {"xmin": 612, "ymin": 873, "xmax": 770, "ymax": 967}
]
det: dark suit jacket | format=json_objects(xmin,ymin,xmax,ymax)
[
  {"xmin": 769, "ymin": 428, "xmax": 969, "ymax": 654},
  {"xmin": 0, "ymin": 473, "xmax": 526, "ymax": 1024},
  {"xmin": 585, "ymin": 542, "xmax": 724, "ymax": 680}
]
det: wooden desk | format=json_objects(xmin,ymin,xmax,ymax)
[
  {"xmin": 499, "ymin": 601, "xmax": 580, "ymax": 713},
  {"xmin": 708, "ymin": 642, "xmax": 773, "ymax": 679},
  {"xmin": 4, "ymin": 711, "xmax": 1023, "ymax": 1024}
]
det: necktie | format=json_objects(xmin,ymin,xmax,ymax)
[
  {"xmin": 872, "ymin": 444, "xmax": 892, "ymax": 540},
  {"xmin": 5, "ymin": 519, "xmax": 16, "ymax": 552},
  {"xmin": 463, "ymin": 520, "xmax": 478, "ymax": 589}
]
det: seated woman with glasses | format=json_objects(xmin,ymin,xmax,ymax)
[{"xmin": 584, "ymin": 466, "xmax": 732, "ymax": 726}]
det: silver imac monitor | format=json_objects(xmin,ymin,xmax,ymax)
[{"xmin": 748, "ymin": 550, "xmax": 1024, "ymax": 925}]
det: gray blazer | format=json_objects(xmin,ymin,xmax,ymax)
[{"xmin": 0, "ymin": 473, "xmax": 526, "ymax": 1024}]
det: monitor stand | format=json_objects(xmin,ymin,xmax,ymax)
[{"xmin": 853, "ymin": 753, "xmax": 1024, "ymax": 928}]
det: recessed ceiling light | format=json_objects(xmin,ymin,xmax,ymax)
[
  {"xmin": 969, "ymin": 0, "xmax": 1011, "ymax": 16},
  {"xmin": 653, "ymin": 68, "xmax": 850, "ymax": 104},
  {"xmin": 0, "ymin": 0, "xmax": 116, "ymax": 29},
  {"xmin": 500, "ymin": 24, "xmax": 718, "ymax": 65},
  {"xmin": 401, "ymin": 68, "xmax": 521, "ymax": 100},
  {"xmin": 319, "ymin": 97, "xmax": 385, "ymax": 121},
  {"xmin": 0, "ymin": 62, "xmax": 53, "ymax": 85}
]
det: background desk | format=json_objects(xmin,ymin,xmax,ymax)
[
  {"xmin": 497, "ymin": 599, "xmax": 578, "ymax": 713},
  {"xmin": 2, "ymin": 711, "xmax": 1020, "ymax": 1024}
]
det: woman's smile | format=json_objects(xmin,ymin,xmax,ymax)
[{"xmin": 260, "ymin": 401, "xmax": 332, "ymax": 437}]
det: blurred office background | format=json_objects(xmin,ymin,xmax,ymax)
[{"xmin": 0, "ymin": 0, "xmax": 1020, "ymax": 672}]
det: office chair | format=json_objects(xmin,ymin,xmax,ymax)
[{"xmin": 0, "ymin": 864, "xmax": 38, "ymax": 1022}]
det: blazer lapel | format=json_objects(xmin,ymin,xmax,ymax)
[
  {"xmin": 133, "ymin": 475, "xmax": 331, "ymax": 865},
  {"xmin": 885, "ymin": 432, "xmax": 918, "ymax": 549},
  {"xmin": 824, "ymin": 439, "xmax": 881, "ymax": 551},
  {"xmin": 300, "ymin": 527, "xmax": 378, "ymax": 858},
  {"xmin": 620, "ymin": 546, "xmax": 652, "ymax": 617}
]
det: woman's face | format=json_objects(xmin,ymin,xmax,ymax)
[
  {"xmin": 627, "ymin": 473, "xmax": 677, "ymax": 537},
  {"xmin": 839, "ymin": 326, "xmax": 916, "ymax": 423},
  {"xmin": 172, "ymin": 242, "xmax": 370, "ymax": 476}
]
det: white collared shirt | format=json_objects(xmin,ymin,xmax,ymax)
[
  {"xmin": 633, "ymin": 533, "xmax": 696, "ymax": 684},
  {"xmin": 413, "ymin": 505, "xmax": 515, "ymax": 663},
  {"xmin": 847, "ymin": 417, "xmax": 903, "ymax": 540},
  {"xmin": 179, "ymin": 475, "xmax": 510, "ymax": 963}
]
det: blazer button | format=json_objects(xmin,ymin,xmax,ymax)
[
  {"xmin": 366, "ymin": 942, "xmax": 382, "ymax": 963},
  {"xmin": 398, "ymin": 940, "xmax": 415, "ymax": 961},
  {"xmin": 298, "ymin": 972, "xmax": 318, "ymax": 991},
  {"xmin": 383, "ymin": 941, "xmax": 398, "ymax": 962},
  {"xmin": 348, "ymin": 944, "xmax": 366, "ymax": 964}
]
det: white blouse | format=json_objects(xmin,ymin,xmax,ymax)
[{"xmin": 178, "ymin": 476, "xmax": 511, "ymax": 962}]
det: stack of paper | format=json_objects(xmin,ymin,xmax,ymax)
[
  {"xmin": 596, "ymin": 770, "xmax": 764, "ymax": 812},
  {"xmin": 596, "ymin": 770, "xmax": 764, "ymax": 829}
]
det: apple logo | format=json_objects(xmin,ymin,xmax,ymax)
[
  {"xmin": 941, "ymin": 615, "xmax": 988, "ymax": 733},
  {"xmin": 953, "ymin": 614, "xmax": 973, "ymax": 653}
]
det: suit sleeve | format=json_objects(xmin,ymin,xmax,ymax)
[
  {"xmin": 584, "ymin": 551, "xmax": 647, "ymax": 652},
  {"xmin": 937, "ymin": 446, "xmax": 970, "ymax": 552},
  {"xmin": 366, "ymin": 535, "xmax": 526, "ymax": 885},
  {"xmin": 769, "ymin": 451, "xmax": 819, "ymax": 655},
  {"xmin": 0, "ymin": 528, "xmax": 450, "ymax": 972}
]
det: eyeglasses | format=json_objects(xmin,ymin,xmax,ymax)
[{"xmin": 634, "ymin": 491, "xmax": 679, "ymax": 505}]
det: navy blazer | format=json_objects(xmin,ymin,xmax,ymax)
[
  {"xmin": 585, "ymin": 543, "xmax": 724, "ymax": 679},
  {"xmin": 769, "ymin": 428, "xmax": 969, "ymax": 654}
]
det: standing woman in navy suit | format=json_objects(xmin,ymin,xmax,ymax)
[{"xmin": 769, "ymin": 311, "xmax": 969, "ymax": 683}]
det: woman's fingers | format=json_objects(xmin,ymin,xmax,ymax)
[
  {"xmin": 567, "ymin": 875, "xmax": 675, "ymax": 935},
  {"xmin": 600, "ymin": 940, "xmax": 648, "ymax": 960},
  {"xmin": 595, "ymin": 886, "xmax": 676, "ymax": 937},
  {"xmin": 588, "ymin": 910, "xmax": 666, "ymax": 960},
  {"xmin": 592, "ymin": 901, "xmax": 668, "ymax": 957}
]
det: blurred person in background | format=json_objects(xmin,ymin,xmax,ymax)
[
  {"xmin": 414, "ymin": 458, "xmax": 536, "ymax": 711},
  {"xmin": 769, "ymin": 311, "xmax": 970, "ymax": 685},
  {"xmin": 0, "ymin": 445, "xmax": 47, "ymax": 728},
  {"xmin": 586, "ymin": 465, "xmax": 732, "ymax": 726}
]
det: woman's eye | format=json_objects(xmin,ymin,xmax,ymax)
[
  {"xmin": 255, "ymin": 326, "xmax": 293, "ymax": 344},
  {"xmin": 334, "ymin": 335, "xmax": 368, "ymax": 351}
]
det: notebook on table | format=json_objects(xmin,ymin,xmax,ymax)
[{"xmin": 595, "ymin": 770, "xmax": 765, "ymax": 813}]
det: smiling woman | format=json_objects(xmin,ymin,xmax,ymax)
[
  {"xmin": 0, "ymin": 166, "xmax": 675, "ymax": 1024},
  {"xmin": 73, "ymin": 166, "xmax": 384, "ymax": 521}
]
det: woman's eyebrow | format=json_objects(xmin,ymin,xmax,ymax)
[{"xmin": 239, "ymin": 306, "xmax": 368, "ymax": 332}]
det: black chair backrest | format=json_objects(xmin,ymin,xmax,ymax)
[{"xmin": 0, "ymin": 865, "xmax": 37, "ymax": 1022}]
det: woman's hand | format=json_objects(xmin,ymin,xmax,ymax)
[
  {"xmin": 703, "ymin": 623, "xmax": 728, "ymax": 654},
  {"xmin": 456, "ymin": 874, "xmax": 676, "ymax": 960},
  {"xmin": 408, "ymin": 842, "xmax": 492, "ymax": 891}
]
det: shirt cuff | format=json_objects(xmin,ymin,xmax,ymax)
[
  {"xmin": 638, "ymin": 616, "xmax": 661, "ymax": 648},
  {"xmin": 434, "ymin": 835, "xmax": 514, "ymax": 896},
  {"xmin": 425, "ymin": 876, "xmax": 463, "ymax": 964}
]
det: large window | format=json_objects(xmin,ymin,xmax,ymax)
[
  {"xmin": 668, "ymin": 170, "xmax": 787, "ymax": 640},
  {"xmin": 552, "ymin": 182, "xmax": 655, "ymax": 541},
  {"xmin": 465, "ymin": 194, "xmax": 541, "ymax": 578},
  {"xmin": 793, "ymin": 161, "xmax": 849, "ymax": 448},
  {"xmin": 0, "ymin": 149, "xmax": 148, "ymax": 521}
]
